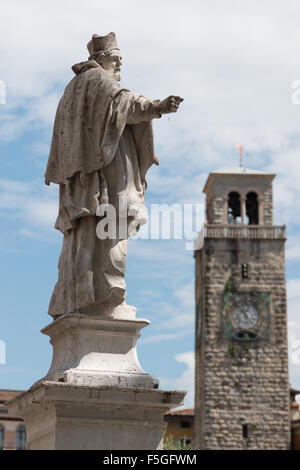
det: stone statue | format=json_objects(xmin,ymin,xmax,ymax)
[
  {"xmin": 7, "ymin": 34, "xmax": 186, "ymax": 449},
  {"xmin": 45, "ymin": 32, "xmax": 183, "ymax": 317}
]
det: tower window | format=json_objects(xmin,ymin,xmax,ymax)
[
  {"xmin": 242, "ymin": 424, "xmax": 248, "ymax": 439},
  {"xmin": 228, "ymin": 192, "xmax": 241, "ymax": 225},
  {"xmin": 246, "ymin": 192, "xmax": 259, "ymax": 225},
  {"xmin": 241, "ymin": 263, "xmax": 248, "ymax": 279}
]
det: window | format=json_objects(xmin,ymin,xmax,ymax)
[
  {"xmin": 180, "ymin": 420, "xmax": 191, "ymax": 429},
  {"xmin": 16, "ymin": 425, "xmax": 26, "ymax": 450},
  {"xmin": 228, "ymin": 192, "xmax": 241, "ymax": 225},
  {"xmin": 246, "ymin": 192, "xmax": 259, "ymax": 225},
  {"xmin": 242, "ymin": 424, "xmax": 248, "ymax": 439},
  {"xmin": 0, "ymin": 425, "xmax": 4, "ymax": 450},
  {"xmin": 241, "ymin": 263, "xmax": 248, "ymax": 279}
]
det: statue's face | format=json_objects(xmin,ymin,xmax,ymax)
[{"xmin": 100, "ymin": 50, "xmax": 122, "ymax": 81}]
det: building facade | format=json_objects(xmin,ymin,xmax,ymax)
[
  {"xmin": 0, "ymin": 390, "xmax": 26, "ymax": 450},
  {"xmin": 164, "ymin": 408, "xmax": 194, "ymax": 447},
  {"xmin": 194, "ymin": 167, "xmax": 291, "ymax": 450}
]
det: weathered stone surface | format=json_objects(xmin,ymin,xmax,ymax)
[
  {"xmin": 195, "ymin": 170, "xmax": 290, "ymax": 450},
  {"xmin": 45, "ymin": 32, "xmax": 184, "ymax": 318},
  {"xmin": 6, "ymin": 304, "xmax": 186, "ymax": 449},
  {"xmin": 36, "ymin": 310, "xmax": 158, "ymax": 389},
  {"xmin": 195, "ymin": 238, "xmax": 290, "ymax": 450},
  {"xmin": 7, "ymin": 382, "xmax": 185, "ymax": 450}
]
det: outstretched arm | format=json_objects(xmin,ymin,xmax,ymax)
[{"xmin": 126, "ymin": 94, "xmax": 184, "ymax": 124}]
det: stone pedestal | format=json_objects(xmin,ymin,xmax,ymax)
[
  {"xmin": 7, "ymin": 305, "xmax": 185, "ymax": 449},
  {"xmin": 7, "ymin": 382, "xmax": 184, "ymax": 450},
  {"xmin": 39, "ymin": 310, "xmax": 158, "ymax": 389}
]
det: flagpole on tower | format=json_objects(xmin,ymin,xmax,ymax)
[{"xmin": 235, "ymin": 144, "xmax": 243, "ymax": 167}]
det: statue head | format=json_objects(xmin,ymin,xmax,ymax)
[{"xmin": 87, "ymin": 32, "xmax": 122, "ymax": 81}]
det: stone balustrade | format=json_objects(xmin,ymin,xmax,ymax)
[{"xmin": 204, "ymin": 224, "xmax": 286, "ymax": 239}]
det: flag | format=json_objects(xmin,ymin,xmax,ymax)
[{"xmin": 235, "ymin": 144, "xmax": 243, "ymax": 156}]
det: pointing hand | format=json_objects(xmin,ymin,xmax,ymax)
[{"xmin": 158, "ymin": 95, "xmax": 184, "ymax": 114}]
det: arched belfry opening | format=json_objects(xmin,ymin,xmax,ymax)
[
  {"xmin": 246, "ymin": 192, "xmax": 259, "ymax": 225},
  {"xmin": 203, "ymin": 168, "xmax": 275, "ymax": 226},
  {"xmin": 227, "ymin": 191, "xmax": 241, "ymax": 224}
]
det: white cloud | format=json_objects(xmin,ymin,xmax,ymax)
[
  {"xmin": 286, "ymin": 235, "xmax": 300, "ymax": 261},
  {"xmin": 159, "ymin": 351, "xmax": 195, "ymax": 409},
  {"xmin": 130, "ymin": 239, "xmax": 192, "ymax": 268},
  {"xmin": 0, "ymin": 178, "xmax": 58, "ymax": 235},
  {"xmin": 18, "ymin": 228, "xmax": 42, "ymax": 239},
  {"xmin": 141, "ymin": 331, "xmax": 189, "ymax": 345},
  {"xmin": 1, "ymin": 0, "xmax": 300, "ymax": 226},
  {"xmin": 0, "ymin": 1, "xmax": 299, "ymax": 158},
  {"xmin": 137, "ymin": 274, "xmax": 194, "ymax": 334}
]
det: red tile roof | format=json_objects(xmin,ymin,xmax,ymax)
[
  {"xmin": 0, "ymin": 390, "xmax": 23, "ymax": 403},
  {"xmin": 165, "ymin": 408, "xmax": 194, "ymax": 416}
]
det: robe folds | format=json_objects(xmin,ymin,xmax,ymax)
[{"xmin": 45, "ymin": 60, "xmax": 161, "ymax": 317}]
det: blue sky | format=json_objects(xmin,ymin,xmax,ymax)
[{"xmin": 1, "ymin": 0, "xmax": 300, "ymax": 407}]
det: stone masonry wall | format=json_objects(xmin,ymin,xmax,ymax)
[{"xmin": 195, "ymin": 237, "xmax": 290, "ymax": 449}]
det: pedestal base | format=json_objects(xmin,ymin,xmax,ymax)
[
  {"xmin": 37, "ymin": 310, "xmax": 159, "ymax": 389},
  {"xmin": 7, "ymin": 381, "xmax": 185, "ymax": 450},
  {"xmin": 6, "ymin": 305, "xmax": 186, "ymax": 449}
]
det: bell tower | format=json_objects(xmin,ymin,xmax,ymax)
[{"xmin": 194, "ymin": 167, "xmax": 290, "ymax": 449}]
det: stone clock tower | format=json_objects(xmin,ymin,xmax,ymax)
[{"xmin": 194, "ymin": 167, "xmax": 290, "ymax": 450}]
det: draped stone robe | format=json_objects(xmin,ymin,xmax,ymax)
[{"xmin": 45, "ymin": 60, "xmax": 160, "ymax": 317}]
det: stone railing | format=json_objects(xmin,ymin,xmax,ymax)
[{"xmin": 204, "ymin": 224, "xmax": 286, "ymax": 240}]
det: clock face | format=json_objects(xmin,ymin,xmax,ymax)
[
  {"xmin": 234, "ymin": 304, "xmax": 258, "ymax": 330},
  {"xmin": 222, "ymin": 292, "xmax": 270, "ymax": 341}
]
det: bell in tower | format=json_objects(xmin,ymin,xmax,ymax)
[{"xmin": 194, "ymin": 166, "xmax": 290, "ymax": 450}]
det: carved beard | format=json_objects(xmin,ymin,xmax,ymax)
[
  {"xmin": 114, "ymin": 71, "xmax": 121, "ymax": 81},
  {"xmin": 101, "ymin": 63, "xmax": 121, "ymax": 81},
  {"xmin": 95, "ymin": 56, "xmax": 121, "ymax": 81}
]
